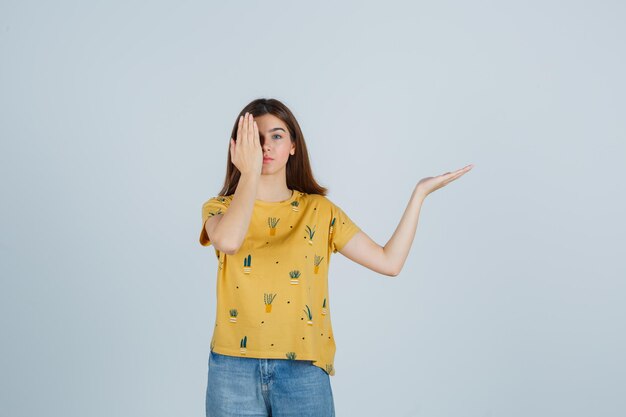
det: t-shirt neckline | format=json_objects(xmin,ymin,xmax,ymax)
[{"xmin": 254, "ymin": 189, "xmax": 298, "ymax": 207}]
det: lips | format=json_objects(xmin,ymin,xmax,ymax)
[{"xmin": 263, "ymin": 157, "xmax": 273, "ymax": 161}]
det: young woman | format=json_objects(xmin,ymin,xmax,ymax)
[{"xmin": 199, "ymin": 98, "xmax": 473, "ymax": 416}]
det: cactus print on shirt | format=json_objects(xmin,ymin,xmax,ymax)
[{"xmin": 199, "ymin": 190, "xmax": 360, "ymax": 376}]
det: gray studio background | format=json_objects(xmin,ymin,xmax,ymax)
[{"xmin": 1, "ymin": 1, "xmax": 625, "ymax": 416}]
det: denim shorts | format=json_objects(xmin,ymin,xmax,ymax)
[{"xmin": 206, "ymin": 350, "xmax": 336, "ymax": 417}]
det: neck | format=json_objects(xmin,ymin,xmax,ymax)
[{"xmin": 256, "ymin": 171, "xmax": 291, "ymax": 202}]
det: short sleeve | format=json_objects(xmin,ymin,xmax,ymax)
[
  {"xmin": 328, "ymin": 199, "xmax": 361, "ymax": 253},
  {"xmin": 199, "ymin": 195, "xmax": 231, "ymax": 246}
]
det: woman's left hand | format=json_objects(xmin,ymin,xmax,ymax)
[{"xmin": 415, "ymin": 164, "xmax": 474, "ymax": 198}]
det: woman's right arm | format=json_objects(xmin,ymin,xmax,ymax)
[
  {"xmin": 205, "ymin": 112, "xmax": 263, "ymax": 255},
  {"xmin": 206, "ymin": 173, "xmax": 259, "ymax": 254}
]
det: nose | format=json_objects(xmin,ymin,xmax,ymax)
[{"xmin": 262, "ymin": 137, "xmax": 271, "ymax": 150}]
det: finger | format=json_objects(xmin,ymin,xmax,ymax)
[
  {"xmin": 247, "ymin": 113, "xmax": 254, "ymax": 144},
  {"xmin": 237, "ymin": 115, "xmax": 243, "ymax": 143},
  {"xmin": 454, "ymin": 164, "xmax": 473, "ymax": 174},
  {"xmin": 443, "ymin": 170, "xmax": 469, "ymax": 185},
  {"xmin": 243, "ymin": 112, "xmax": 249, "ymax": 145},
  {"xmin": 253, "ymin": 120, "xmax": 260, "ymax": 145},
  {"xmin": 442, "ymin": 164, "xmax": 470, "ymax": 178},
  {"xmin": 452, "ymin": 164, "xmax": 473, "ymax": 178},
  {"xmin": 248, "ymin": 113, "xmax": 254, "ymax": 146}
]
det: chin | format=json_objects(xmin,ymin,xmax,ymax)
[{"xmin": 263, "ymin": 163, "xmax": 285, "ymax": 173}]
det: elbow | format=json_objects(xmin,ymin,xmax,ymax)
[
  {"xmin": 212, "ymin": 234, "xmax": 241, "ymax": 256},
  {"xmin": 218, "ymin": 242, "xmax": 241, "ymax": 256},
  {"xmin": 219, "ymin": 245, "xmax": 237, "ymax": 256}
]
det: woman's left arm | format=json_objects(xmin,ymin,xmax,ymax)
[{"xmin": 339, "ymin": 164, "xmax": 474, "ymax": 277}]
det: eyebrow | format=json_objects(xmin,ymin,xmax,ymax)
[{"xmin": 267, "ymin": 127, "xmax": 286, "ymax": 133}]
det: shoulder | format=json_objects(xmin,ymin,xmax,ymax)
[
  {"xmin": 300, "ymin": 192, "xmax": 333, "ymax": 207},
  {"xmin": 205, "ymin": 194, "xmax": 233, "ymax": 203},
  {"xmin": 307, "ymin": 193, "xmax": 343, "ymax": 209},
  {"xmin": 202, "ymin": 194, "xmax": 233, "ymax": 210},
  {"xmin": 299, "ymin": 193, "xmax": 345, "ymax": 219}
]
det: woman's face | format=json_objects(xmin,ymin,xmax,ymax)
[{"xmin": 254, "ymin": 113, "xmax": 295, "ymax": 174}]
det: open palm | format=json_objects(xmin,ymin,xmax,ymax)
[{"xmin": 416, "ymin": 164, "xmax": 474, "ymax": 197}]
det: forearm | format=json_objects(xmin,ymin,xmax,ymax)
[
  {"xmin": 383, "ymin": 188, "xmax": 426, "ymax": 276},
  {"xmin": 213, "ymin": 173, "xmax": 259, "ymax": 253}
]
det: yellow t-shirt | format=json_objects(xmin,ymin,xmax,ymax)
[{"xmin": 199, "ymin": 189, "xmax": 360, "ymax": 376}]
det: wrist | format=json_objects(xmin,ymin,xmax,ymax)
[
  {"xmin": 239, "ymin": 171, "xmax": 261, "ymax": 181},
  {"xmin": 412, "ymin": 187, "xmax": 428, "ymax": 202}
]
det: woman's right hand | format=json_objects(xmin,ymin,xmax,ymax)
[{"xmin": 230, "ymin": 112, "xmax": 263, "ymax": 176}]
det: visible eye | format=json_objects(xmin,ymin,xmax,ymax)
[{"xmin": 272, "ymin": 134, "xmax": 282, "ymax": 139}]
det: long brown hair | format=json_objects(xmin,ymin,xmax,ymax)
[{"xmin": 216, "ymin": 98, "xmax": 328, "ymax": 197}]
